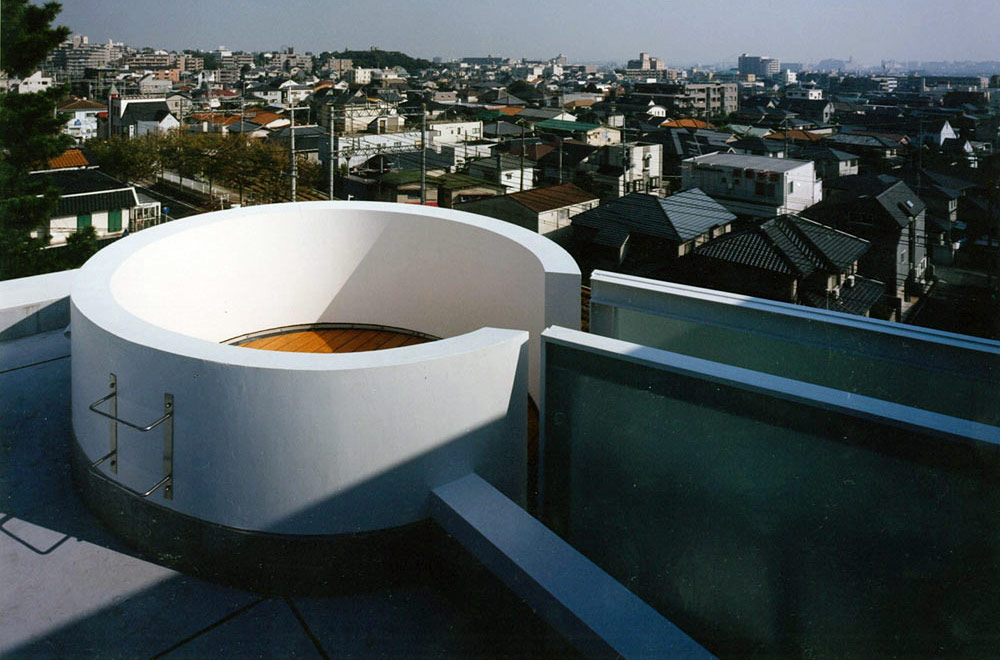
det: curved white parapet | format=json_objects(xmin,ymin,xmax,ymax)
[{"xmin": 70, "ymin": 202, "xmax": 580, "ymax": 535}]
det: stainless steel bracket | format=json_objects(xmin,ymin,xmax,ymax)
[{"xmin": 88, "ymin": 373, "xmax": 174, "ymax": 500}]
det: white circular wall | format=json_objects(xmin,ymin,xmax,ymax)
[{"xmin": 71, "ymin": 202, "xmax": 580, "ymax": 535}]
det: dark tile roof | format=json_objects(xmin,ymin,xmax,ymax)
[
  {"xmin": 695, "ymin": 214, "xmax": 869, "ymax": 277},
  {"xmin": 822, "ymin": 174, "xmax": 926, "ymax": 229},
  {"xmin": 789, "ymin": 146, "xmax": 859, "ymax": 162},
  {"xmin": 799, "ymin": 276, "xmax": 884, "ymax": 315},
  {"xmin": 731, "ymin": 136, "xmax": 786, "ymax": 154},
  {"xmin": 56, "ymin": 190, "xmax": 137, "ymax": 216},
  {"xmin": 120, "ymin": 101, "xmax": 173, "ymax": 124},
  {"xmin": 32, "ymin": 168, "xmax": 132, "ymax": 196},
  {"xmin": 573, "ymin": 189, "xmax": 735, "ymax": 243}
]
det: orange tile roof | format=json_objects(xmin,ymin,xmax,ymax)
[
  {"xmin": 47, "ymin": 149, "xmax": 90, "ymax": 169},
  {"xmin": 660, "ymin": 118, "xmax": 715, "ymax": 129},
  {"xmin": 497, "ymin": 106, "xmax": 524, "ymax": 116}
]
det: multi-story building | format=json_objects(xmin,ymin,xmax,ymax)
[
  {"xmin": 738, "ymin": 53, "xmax": 781, "ymax": 80},
  {"xmin": 630, "ymin": 81, "xmax": 738, "ymax": 119},
  {"xmin": 127, "ymin": 52, "xmax": 175, "ymax": 70},
  {"xmin": 626, "ymin": 52, "xmax": 666, "ymax": 71},
  {"xmin": 681, "ymin": 152, "xmax": 822, "ymax": 217}
]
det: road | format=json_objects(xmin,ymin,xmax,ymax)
[{"xmin": 135, "ymin": 184, "xmax": 207, "ymax": 221}]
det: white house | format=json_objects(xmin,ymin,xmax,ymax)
[
  {"xmin": 29, "ymin": 168, "xmax": 161, "ymax": 245},
  {"xmin": 57, "ymin": 99, "xmax": 106, "ymax": 143},
  {"xmin": 429, "ymin": 120, "xmax": 484, "ymax": 147},
  {"xmin": 681, "ymin": 152, "xmax": 822, "ymax": 217},
  {"xmin": 18, "ymin": 71, "xmax": 54, "ymax": 94},
  {"xmin": 468, "ymin": 154, "xmax": 536, "ymax": 194}
]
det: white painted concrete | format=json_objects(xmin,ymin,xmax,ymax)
[
  {"xmin": 70, "ymin": 202, "xmax": 579, "ymax": 534},
  {"xmin": 0, "ymin": 269, "xmax": 76, "ymax": 341}
]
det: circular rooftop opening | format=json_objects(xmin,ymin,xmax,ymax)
[{"xmin": 71, "ymin": 201, "xmax": 579, "ymax": 555}]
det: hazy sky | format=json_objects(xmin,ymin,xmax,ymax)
[{"xmin": 57, "ymin": 0, "xmax": 1000, "ymax": 65}]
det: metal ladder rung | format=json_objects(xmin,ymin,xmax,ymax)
[{"xmin": 88, "ymin": 373, "xmax": 174, "ymax": 500}]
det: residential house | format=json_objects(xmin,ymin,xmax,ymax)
[
  {"xmin": 138, "ymin": 74, "xmax": 172, "ymax": 96},
  {"xmin": 455, "ymin": 182, "xmax": 598, "ymax": 234},
  {"xmin": 428, "ymin": 120, "xmax": 484, "ymax": 147},
  {"xmin": 900, "ymin": 169, "xmax": 966, "ymax": 264},
  {"xmin": 778, "ymin": 98, "xmax": 834, "ymax": 125},
  {"xmin": 789, "ymin": 145, "xmax": 861, "ymax": 179},
  {"xmin": 681, "ymin": 153, "xmax": 822, "ymax": 218},
  {"xmin": 18, "ymin": 71, "xmax": 54, "ymax": 93},
  {"xmin": 434, "ymin": 173, "xmax": 505, "ymax": 208},
  {"xmin": 467, "ymin": 154, "xmax": 536, "ymax": 193},
  {"xmin": 689, "ymin": 214, "xmax": 883, "ymax": 316},
  {"xmin": 108, "ymin": 97, "xmax": 179, "ymax": 137},
  {"xmin": 29, "ymin": 168, "xmax": 160, "ymax": 245},
  {"xmin": 571, "ymin": 188, "xmax": 736, "ymax": 266},
  {"xmin": 165, "ymin": 92, "xmax": 193, "ymax": 122},
  {"xmin": 372, "ymin": 170, "xmax": 439, "ymax": 205},
  {"xmin": 582, "ymin": 142, "xmax": 664, "ymax": 200},
  {"xmin": 536, "ymin": 119, "xmax": 621, "ymax": 146},
  {"xmin": 730, "ymin": 136, "xmax": 789, "ymax": 158},
  {"xmin": 269, "ymin": 125, "xmax": 326, "ymax": 163},
  {"xmin": 823, "ymin": 133, "xmax": 904, "ymax": 170},
  {"xmin": 535, "ymin": 140, "xmax": 598, "ymax": 185},
  {"xmin": 57, "ymin": 98, "xmax": 106, "ymax": 143},
  {"xmin": 802, "ymin": 174, "xmax": 928, "ymax": 317}
]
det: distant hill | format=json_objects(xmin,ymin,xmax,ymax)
[{"xmin": 326, "ymin": 49, "xmax": 433, "ymax": 73}]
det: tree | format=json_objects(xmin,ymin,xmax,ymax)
[
  {"xmin": 86, "ymin": 135, "xmax": 160, "ymax": 184},
  {"xmin": 0, "ymin": 1, "xmax": 72, "ymax": 280},
  {"xmin": 1, "ymin": 1, "xmax": 70, "ymax": 78}
]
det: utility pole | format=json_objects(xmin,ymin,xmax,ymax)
[
  {"xmin": 328, "ymin": 105, "xmax": 337, "ymax": 200},
  {"xmin": 290, "ymin": 105, "xmax": 297, "ymax": 202},
  {"xmin": 420, "ymin": 103, "xmax": 427, "ymax": 205},
  {"xmin": 520, "ymin": 120, "xmax": 525, "ymax": 191},
  {"xmin": 558, "ymin": 136, "xmax": 563, "ymax": 184}
]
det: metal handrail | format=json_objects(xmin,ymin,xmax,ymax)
[
  {"xmin": 87, "ymin": 373, "xmax": 174, "ymax": 500},
  {"xmin": 89, "ymin": 391, "xmax": 173, "ymax": 432}
]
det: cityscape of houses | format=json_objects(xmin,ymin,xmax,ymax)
[
  {"xmin": 9, "ymin": 37, "xmax": 997, "ymax": 330},
  {"xmin": 4, "ymin": 7, "xmax": 1000, "ymax": 659}
]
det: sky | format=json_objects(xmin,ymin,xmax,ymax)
[{"xmin": 56, "ymin": 0, "xmax": 1000, "ymax": 66}]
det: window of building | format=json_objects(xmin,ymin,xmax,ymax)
[
  {"xmin": 108, "ymin": 209, "xmax": 122, "ymax": 232},
  {"xmin": 77, "ymin": 213, "xmax": 92, "ymax": 230}
]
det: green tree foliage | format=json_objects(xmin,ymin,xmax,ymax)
[
  {"xmin": 0, "ymin": 0, "xmax": 70, "ymax": 77},
  {"xmin": 328, "ymin": 49, "xmax": 431, "ymax": 73},
  {"xmin": 86, "ymin": 135, "xmax": 160, "ymax": 183},
  {"xmin": 0, "ymin": 0, "xmax": 73, "ymax": 280}
]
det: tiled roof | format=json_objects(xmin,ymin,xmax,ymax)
[
  {"xmin": 47, "ymin": 149, "xmax": 90, "ymax": 169},
  {"xmin": 536, "ymin": 119, "xmax": 601, "ymax": 132},
  {"xmin": 695, "ymin": 214, "xmax": 869, "ymax": 277},
  {"xmin": 764, "ymin": 130, "xmax": 824, "ymax": 142},
  {"xmin": 800, "ymin": 276, "xmax": 885, "ymax": 315},
  {"xmin": 818, "ymin": 174, "xmax": 926, "ymax": 229},
  {"xmin": 32, "ymin": 168, "xmax": 132, "ymax": 196},
  {"xmin": 573, "ymin": 189, "xmax": 735, "ymax": 243},
  {"xmin": 56, "ymin": 190, "xmax": 137, "ymax": 216},
  {"xmin": 435, "ymin": 173, "xmax": 503, "ymax": 191},
  {"xmin": 57, "ymin": 99, "xmax": 106, "ymax": 112},
  {"xmin": 660, "ymin": 118, "xmax": 715, "ymax": 129},
  {"xmin": 508, "ymin": 183, "xmax": 598, "ymax": 213}
]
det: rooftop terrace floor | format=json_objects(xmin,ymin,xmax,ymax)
[{"xmin": 0, "ymin": 329, "xmax": 578, "ymax": 660}]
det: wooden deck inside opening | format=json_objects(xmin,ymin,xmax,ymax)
[{"xmin": 235, "ymin": 327, "xmax": 433, "ymax": 354}]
